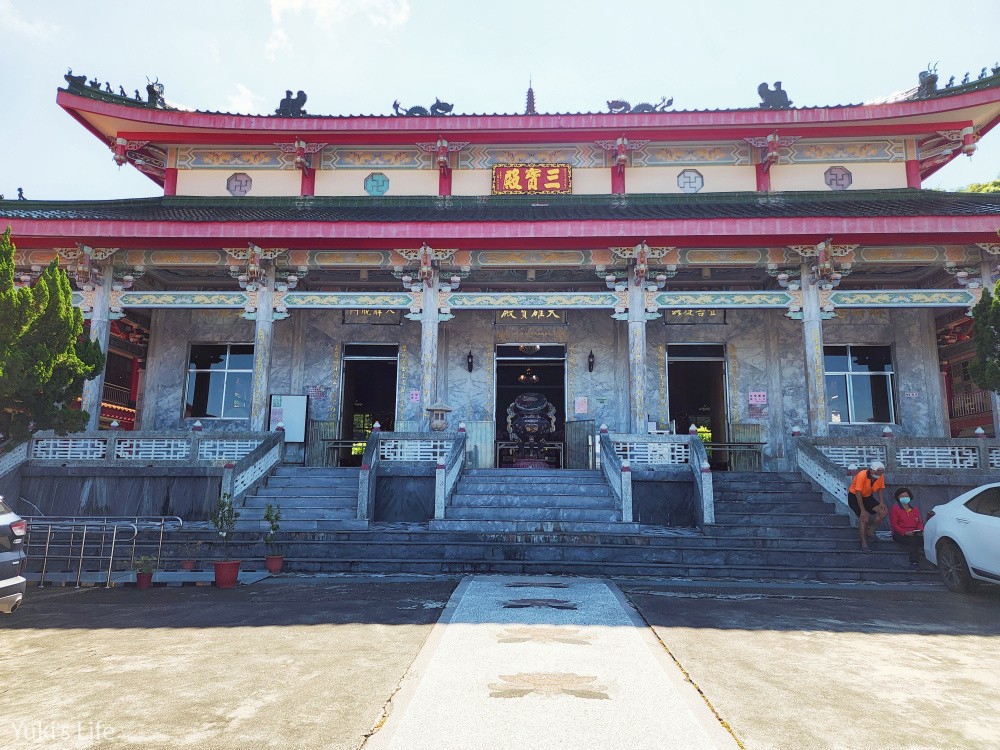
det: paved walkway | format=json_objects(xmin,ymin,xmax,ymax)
[{"xmin": 365, "ymin": 575, "xmax": 737, "ymax": 750}]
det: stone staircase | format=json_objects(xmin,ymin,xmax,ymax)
[
  {"xmin": 236, "ymin": 466, "xmax": 367, "ymax": 532},
  {"xmin": 201, "ymin": 467, "xmax": 930, "ymax": 583},
  {"xmin": 429, "ymin": 469, "xmax": 638, "ymax": 533}
]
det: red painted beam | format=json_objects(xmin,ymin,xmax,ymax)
[
  {"xmin": 58, "ymin": 89, "xmax": 1000, "ymax": 146},
  {"xmin": 5, "ymin": 215, "xmax": 999, "ymax": 251}
]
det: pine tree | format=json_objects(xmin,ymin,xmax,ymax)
[
  {"xmin": 969, "ymin": 283, "xmax": 1000, "ymax": 395},
  {"xmin": 0, "ymin": 227, "xmax": 104, "ymax": 446}
]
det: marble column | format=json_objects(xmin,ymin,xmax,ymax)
[
  {"xmin": 419, "ymin": 270, "xmax": 440, "ymax": 430},
  {"xmin": 626, "ymin": 267, "xmax": 648, "ymax": 434},
  {"xmin": 81, "ymin": 264, "xmax": 114, "ymax": 431},
  {"xmin": 981, "ymin": 261, "xmax": 1000, "ymax": 436},
  {"xmin": 800, "ymin": 263, "xmax": 829, "ymax": 436},
  {"xmin": 249, "ymin": 266, "xmax": 275, "ymax": 432}
]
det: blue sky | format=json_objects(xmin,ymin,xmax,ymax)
[{"xmin": 2, "ymin": 0, "xmax": 999, "ymax": 200}]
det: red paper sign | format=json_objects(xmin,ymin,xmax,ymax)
[{"xmin": 492, "ymin": 163, "xmax": 572, "ymax": 195}]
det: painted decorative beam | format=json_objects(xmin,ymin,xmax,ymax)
[
  {"xmin": 829, "ymin": 289, "xmax": 977, "ymax": 307},
  {"xmin": 446, "ymin": 292, "xmax": 621, "ymax": 309},
  {"xmin": 651, "ymin": 291, "xmax": 793, "ymax": 308},
  {"xmin": 282, "ymin": 292, "xmax": 416, "ymax": 309},
  {"xmin": 69, "ymin": 287, "xmax": 981, "ymax": 313},
  {"xmin": 116, "ymin": 291, "xmax": 250, "ymax": 308}
]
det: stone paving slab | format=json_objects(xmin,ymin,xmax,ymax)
[
  {"xmin": 1, "ymin": 578, "xmax": 457, "ymax": 750},
  {"xmin": 622, "ymin": 582, "xmax": 1000, "ymax": 750},
  {"xmin": 365, "ymin": 575, "xmax": 738, "ymax": 750}
]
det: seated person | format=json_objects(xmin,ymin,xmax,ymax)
[
  {"xmin": 889, "ymin": 487, "xmax": 924, "ymax": 567},
  {"xmin": 848, "ymin": 461, "xmax": 888, "ymax": 551}
]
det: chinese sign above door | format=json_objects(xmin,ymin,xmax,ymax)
[
  {"xmin": 495, "ymin": 309, "xmax": 567, "ymax": 325},
  {"xmin": 663, "ymin": 309, "xmax": 726, "ymax": 325},
  {"xmin": 492, "ymin": 164, "xmax": 572, "ymax": 195}
]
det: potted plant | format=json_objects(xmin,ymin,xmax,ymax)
[
  {"xmin": 134, "ymin": 555, "xmax": 157, "ymax": 590},
  {"xmin": 178, "ymin": 541, "xmax": 202, "ymax": 571},
  {"xmin": 210, "ymin": 492, "xmax": 241, "ymax": 589},
  {"xmin": 263, "ymin": 503, "xmax": 284, "ymax": 574}
]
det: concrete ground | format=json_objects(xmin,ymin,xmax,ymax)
[
  {"xmin": 0, "ymin": 576, "xmax": 459, "ymax": 750},
  {"xmin": 621, "ymin": 581, "xmax": 1000, "ymax": 750},
  {"xmin": 3, "ymin": 575, "xmax": 999, "ymax": 750}
]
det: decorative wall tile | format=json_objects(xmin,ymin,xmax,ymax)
[{"xmin": 322, "ymin": 148, "xmax": 431, "ymax": 169}]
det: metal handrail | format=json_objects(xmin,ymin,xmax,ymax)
[{"xmin": 24, "ymin": 516, "xmax": 181, "ymax": 587}]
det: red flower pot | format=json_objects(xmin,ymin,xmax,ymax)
[
  {"xmin": 213, "ymin": 560, "xmax": 241, "ymax": 589},
  {"xmin": 265, "ymin": 555, "xmax": 284, "ymax": 575},
  {"xmin": 136, "ymin": 572, "xmax": 153, "ymax": 590},
  {"xmin": 180, "ymin": 560, "xmax": 196, "ymax": 571}
]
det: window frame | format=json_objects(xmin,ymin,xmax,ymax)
[
  {"xmin": 824, "ymin": 344, "xmax": 897, "ymax": 425},
  {"xmin": 184, "ymin": 343, "xmax": 255, "ymax": 421}
]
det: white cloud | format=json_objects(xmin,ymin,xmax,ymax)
[
  {"xmin": 269, "ymin": 0, "xmax": 409, "ymax": 28},
  {"xmin": 225, "ymin": 83, "xmax": 267, "ymax": 115},
  {"xmin": 265, "ymin": 27, "xmax": 290, "ymax": 61},
  {"xmin": 0, "ymin": 0, "xmax": 57, "ymax": 40}
]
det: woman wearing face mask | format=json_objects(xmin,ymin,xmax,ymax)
[{"xmin": 889, "ymin": 487, "xmax": 924, "ymax": 567}]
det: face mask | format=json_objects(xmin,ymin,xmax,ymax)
[{"xmin": 899, "ymin": 497, "xmax": 910, "ymax": 505}]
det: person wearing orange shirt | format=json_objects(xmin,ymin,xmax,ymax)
[
  {"xmin": 889, "ymin": 487, "xmax": 924, "ymax": 567},
  {"xmin": 848, "ymin": 461, "xmax": 888, "ymax": 551}
]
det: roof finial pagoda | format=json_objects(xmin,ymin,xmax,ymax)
[{"xmin": 525, "ymin": 78, "xmax": 537, "ymax": 116}]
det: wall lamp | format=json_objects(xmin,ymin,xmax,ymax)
[
  {"xmin": 588, "ymin": 350, "xmax": 596, "ymax": 373},
  {"xmin": 466, "ymin": 351, "xmax": 474, "ymax": 373}
]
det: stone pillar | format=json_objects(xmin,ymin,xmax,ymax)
[
  {"xmin": 982, "ymin": 261, "xmax": 1000, "ymax": 436},
  {"xmin": 249, "ymin": 266, "xmax": 275, "ymax": 432},
  {"xmin": 627, "ymin": 267, "xmax": 648, "ymax": 434},
  {"xmin": 81, "ymin": 264, "xmax": 114, "ymax": 431},
  {"xmin": 420, "ymin": 269, "xmax": 440, "ymax": 430},
  {"xmin": 800, "ymin": 263, "xmax": 829, "ymax": 436}
]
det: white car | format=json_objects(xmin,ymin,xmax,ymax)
[{"xmin": 924, "ymin": 483, "xmax": 1000, "ymax": 592}]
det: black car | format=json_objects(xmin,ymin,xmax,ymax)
[{"xmin": 0, "ymin": 495, "xmax": 26, "ymax": 614}]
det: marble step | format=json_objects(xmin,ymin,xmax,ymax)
[
  {"xmin": 714, "ymin": 489, "xmax": 826, "ymax": 501},
  {"xmin": 243, "ymin": 496, "xmax": 357, "ymax": 510},
  {"xmin": 445, "ymin": 506, "xmax": 621, "ymax": 522},
  {"xmin": 429, "ymin": 519, "xmax": 641, "ymax": 534},
  {"xmin": 706, "ymin": 524, "xmax": 863, "ymax": 540},
  {"xmin": 449, "ymin": 493, "xmax": 615, "ymax": 507},
  {"xmin": 279, "ymin": 557, "xmax": 931, "ymax": 582},
  {"xmin": 713, "ymin": 480, "xmax": 816, "ymax": 493},
  {"xmin": 266, "ymin": 476, "xmax": 361, "ymax": 489},
  {"xmin": 714, "ymin": 500, "xmax": 836, "ymax": 514},
  {"xmin": 455, "ymin": 480, "xmax": 612, "ymax": 493},
  {"xmin": 273, "ymin": 467, "xmax": 361, "ymax": 477},
  {"xmin": 256, "ymin": 485, "xmax": 357, "ymax": 497},
  {"xmin": 713, "ymin": 512, "xmax": 850, "ymax": 526}
]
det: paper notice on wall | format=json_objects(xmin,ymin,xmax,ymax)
[
  {"xmin": 574, "ymin": 396, "xmax": 588, "ymax": 414},
  {"xmin": 748, "ymin": 390, "xmax": 768, "ymax": 419},
  {"xmin": 409, "ymin": 389, "xmax": 421, "ymax": 403}
]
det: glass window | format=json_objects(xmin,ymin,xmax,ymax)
[
  {"xmin": 823, "ymin": 345, "xmax": 895, "ymax": 424},
  {"xmin": 966, "ymin": 488, "xmax": 1000, "ymax": 518},
  {"xmin": 185, "ymin": 343, "xmax": 254, "ymax": 419}
]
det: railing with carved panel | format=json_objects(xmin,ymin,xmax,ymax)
[
  {"xmin": 0, "ymin": 441, "xmax": 29, "ymax": 480},
  {"xmin": 794, "ymin": 438, "xmax": 855, "ymax": 515},
  {"xmin": 950, "ymin": 390, "xmax": 993, "ymax": 418},
  {"xmin": 435, "ymin": 431, "xmax": 468, "ymax": 520},
  {"xmin": 29, "ymin": 432, "xmax": 266, "ymax": 467},
  {"xmin": 222, "ymin": 432, "xmax": 285, "ymax": 503},
  {"xmin": 358, "ymin": 431, "xmax": 461, "ymax": 521},
  {"xmin": 608, "ymin": 432, "xmax": 714, "ymax": 526},
  {"xmin": 598, "ymin": 430, "xmax": 628, "ymax": 520},
  {"xmin": 813, "ymin": 437, "xmax": 999, "ymax": 471},
  {"xmin": 102, "ymin": 383, "xmax": 134, "ymax": 407}
]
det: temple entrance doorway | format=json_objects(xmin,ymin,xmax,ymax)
[
  {"xmin": 667, "ymin": 344, "xmax": 728, "ymax": 467},
  {"xmin": 335, "ymin": 344, "xmax": 398, "ymax": 466},
  {"xmin": 494, "ymin": 344, "xmax": 566, "ymax": 468}
]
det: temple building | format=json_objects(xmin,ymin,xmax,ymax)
[{"xmin": 4, "ymin": 67, "xmax": 1000, "ymax": 481}]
